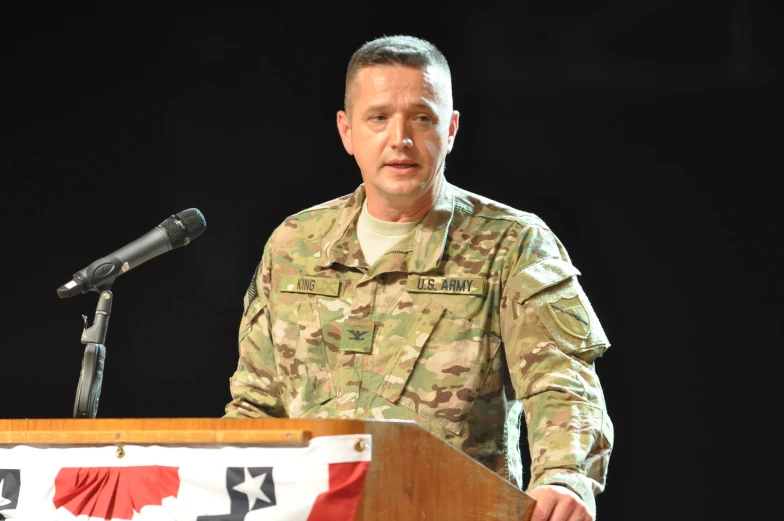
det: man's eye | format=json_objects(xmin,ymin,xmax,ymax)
[
  {"xmin": 370, "ymin": 115, "xmax": 387, "ymax": 121},
  {"xmin": 416, "ymin": 115, "xmax": 433, "ymax": 123}
]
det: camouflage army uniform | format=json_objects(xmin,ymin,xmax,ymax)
[{"xmin": 225, "ymin": 180, "xmax": 613, "ymax": 517}]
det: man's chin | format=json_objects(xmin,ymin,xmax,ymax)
[{"xmin": 378, "ymin": 181, "xmax": 425, "ymax": 199}]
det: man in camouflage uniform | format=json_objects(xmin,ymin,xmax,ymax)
[{"xmin": 224, "ymin": 35, "xmax": 613, "ymax": 521}]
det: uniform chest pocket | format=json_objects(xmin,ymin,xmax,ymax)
[
  {"xmin": 377, "ymin": 300, "xmax": 501, "ymax": 434},
  {"xmin": 270, "ymin": 297, "xmax": 336, "ymax": 417}
]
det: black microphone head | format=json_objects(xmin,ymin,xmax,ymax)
[{"xmin": 159, "ymin": 208, "xmax": 206, "ymax": 248}]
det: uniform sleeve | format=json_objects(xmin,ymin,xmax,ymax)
[
  {"xmin": 500, "ymin": 224, "xmax": 614, "ymax": 519},
  {"xmin": 223, "ymin": 237, "xmax": 287, "ymax": 419}
]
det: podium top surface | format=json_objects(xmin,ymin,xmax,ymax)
[{"xmin": 0, "ymin": 417, "xmax": 419, "ymax": 445}]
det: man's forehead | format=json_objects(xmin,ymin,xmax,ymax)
[{"xmin": 351, "ymin": 64, "xmax": 450, "ymax": 104}]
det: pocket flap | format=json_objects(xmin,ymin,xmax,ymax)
[{"xmin": 508, "ymin": 257, "xmax": 581, "ymax": 303}]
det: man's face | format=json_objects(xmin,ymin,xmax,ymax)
[{"xmin": 337, "ymin": 64, "xmax": 459, "ymax": 215}]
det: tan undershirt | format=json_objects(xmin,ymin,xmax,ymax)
[{"xmin": 357, "ymin": 200, "xmax": 421, "ymax": 266}]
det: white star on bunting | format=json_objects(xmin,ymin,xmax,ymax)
[{"xmin": 232, "ymin": 468, "xmax": 271, "ymax": 509}]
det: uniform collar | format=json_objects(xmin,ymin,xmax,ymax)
[{"xmin": 318, "ymin": 179, "xmax": 455, "ymax": 274}]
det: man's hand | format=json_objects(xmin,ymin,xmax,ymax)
[{"xmin": 528, "ymin": 485, "xmax": 592, "ymax": 521}]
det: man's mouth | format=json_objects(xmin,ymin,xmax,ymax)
[{"xmin": 385, "ymin": 161, "xmax": 418, "ymax": 169}]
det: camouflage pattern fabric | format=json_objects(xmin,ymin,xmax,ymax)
[{"xmin": 224, "ymin": 180, "xmax": 613, "ymax": 517}]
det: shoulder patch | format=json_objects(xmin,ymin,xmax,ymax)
[{"xmin": 547, "ymin": 294, "xmax": 591, "ymax": 339}]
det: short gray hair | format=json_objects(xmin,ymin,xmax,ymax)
[{"xmin": 344, "ymin": 35, "xmax": 452, "ymax": 114}]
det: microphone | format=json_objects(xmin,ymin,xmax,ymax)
[{"xmin": 57, "ymin": 208, "xmax": 207, "ymax": 298}]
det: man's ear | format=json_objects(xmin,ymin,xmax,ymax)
[
  {"xmin": 337, "ymin": 110, "xmax": 354, "ymax": 155},
  {"xmin": 446, "ymin": 110, "xmax": 460, "ymax": 153}
]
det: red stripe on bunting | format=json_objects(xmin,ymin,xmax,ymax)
[
  {"xmin": 307, "ymin": 461, "xmax": 370, "ymax": 521},
  {"xmin": 53, "ymin": 466, "xmax": 180, "ymax": 520}
]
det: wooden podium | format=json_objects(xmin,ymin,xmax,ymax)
[{"xmin": 0, "ymin": 418, "xmax": 535, "ymax": 521}]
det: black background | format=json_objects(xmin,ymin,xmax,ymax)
[{"xmin": 2, "ymin": 4, "xmax": 781, "ymax": 520}]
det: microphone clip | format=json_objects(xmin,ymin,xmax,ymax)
[
  {"xmin": 59, "ymin": 256, "xmax": 123, "ymax": 298},
  {"xmin": 73, "ymin": 290, "xmax": 112, "ymax": 419}
]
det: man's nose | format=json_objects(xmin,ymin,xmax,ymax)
[{"xmin": 390, "ymin": 118, "xmax": 414, "ymax": 149}]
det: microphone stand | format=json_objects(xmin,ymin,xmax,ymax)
[{"xmin": 73, "ymin": 289, "xmax": 112, "ymax": 418}]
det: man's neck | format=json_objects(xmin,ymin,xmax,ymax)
[
  {"xmin": 365, "ymin": 177, "xmax": 443, "ymax": 223},
  {"xmin": 365, "ymin": 198, "xmax": 431, "ymax": 222}
]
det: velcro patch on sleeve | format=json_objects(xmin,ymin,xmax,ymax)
[
  {"xmin": 278, "ymin": 275, "xmax": 341, "ymax": 297},
  {"xmin": 529, "ymin": 280, "xmax": 611, "ymax": 360},
  {"xmin": 508, "ymin": 257, "xmax": 581, "ymax": 303},
  {"xmin": 547, "ymin": 294, "xmax": 591, "ymax": 339}
]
